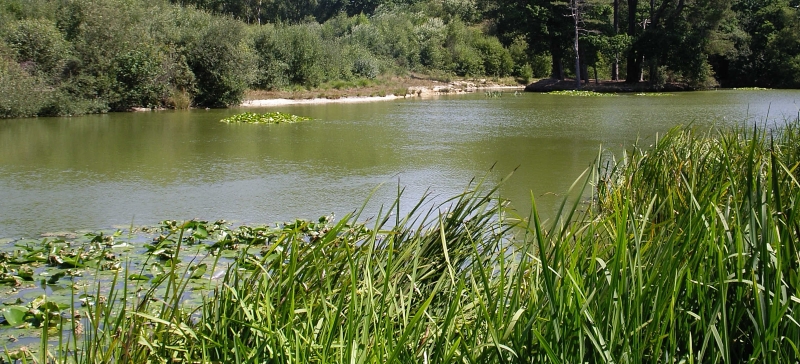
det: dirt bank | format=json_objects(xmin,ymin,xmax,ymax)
[{"xmin": 241, "ymin": 78, "xmax": 524, "ymax": 107}]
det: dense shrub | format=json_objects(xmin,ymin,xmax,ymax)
[
  {"xmin": 187, "ymin": 19, "xmax": 257, "ymax": 107},
  {"xmin": 473, "ymin": 36, "xmax": 512, "ymax": 77},
  {"xmin": 253, "ymin": 24, "xmax": 328, "ymax": 89},
  {"xmin": 451, "ymin": 43, "xmax": 483, "ymax": 76},
  {"xmin": 0, "ymin": 56, "xmax": 47, "ymax": 118},
  {"xmin": 3, "ymin": 18, "xmax": 70, "ymax": 81},
  {"xmin": 111, "ymin": 47, "xmax": 169, "ymax": 110},
  {"xmin": 352, "ymin": 57, "xmax": 379, "ymax": 79}
]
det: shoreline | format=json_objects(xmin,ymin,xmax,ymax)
[{"xmin": 239, "ymin": 81, "xmax": 524, "ymax": 108}]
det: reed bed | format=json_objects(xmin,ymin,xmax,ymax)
[{"xmin": 25, "ymin": 121, "xmax": 800, "ymax": 363}]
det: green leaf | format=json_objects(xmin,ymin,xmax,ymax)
[
  {"xmin": 129, "ymin": 274, "xmax": 151, "ymax": 281},
  {"xmin": 190, "ymin": 264, "xmax": 207, "ymax": 279},
  {"xmin": 193, "ymin": 226, "xmax": 209, "ymax": 240},
  {"xmin": 47, "ymin": 271, "xmax": 66, "ymax": 284},
  {"xmin": 3, "ymin": 306, "xmax": 28, "ymax": 326}
]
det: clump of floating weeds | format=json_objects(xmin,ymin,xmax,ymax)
[
  {"xmin": 220, "ymin": 112, "xmax": 311, "ymax": 124},
  {"xmin": 634, "ymin": 92, "xmax": 675, "ymax": 96},
  {"xmin": 733, "ymin": 87, "xmax": 771, "ymax": 90},
  {"xmin": 545, "ymin": 90, "xmax": 616, "ymax": 96}
]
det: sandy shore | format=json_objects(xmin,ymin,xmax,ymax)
[
  {"xmin": 240, "ymin": 82, "xmax": 524, "ymax": 108},
  {"xmin": 241, "ymin": 95, "xmax": 405, "ymax": 107}
]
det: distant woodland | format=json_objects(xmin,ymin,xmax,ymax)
[{"xmin": 2, "ymin": 0, "xmax": 799, "ymax": 117}]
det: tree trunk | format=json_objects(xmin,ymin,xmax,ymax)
[
  {"xmin": 573, "ymin": 1, "xmax": 581, "ymax": 89},
  {"xmin": 550, "ymin": 42, "xmax": 565, "ymax": 80},
  {"xmin": 625, "ymin": 0, "xmax": 640, "ymax": 83},
  {"xmin": 612, "ymin": 0, "xmax": 619, "ymax": 81}
]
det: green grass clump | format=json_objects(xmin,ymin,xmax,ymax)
[
  {"xmin": 20, "ymin": 120, "xmax": 800, "ymax": 363},
  {"xmin": 545, "ymin": 90, "xmax": 616, "ymax": 96},
  {"xmin": 221, "ymin": 112, "xmax": 310, "ymax": 124}
]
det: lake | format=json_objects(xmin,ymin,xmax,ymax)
[{"xmin": 1, "ymin": 89, "xmax": 799, "ymax": 238}]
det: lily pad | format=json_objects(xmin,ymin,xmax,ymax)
[
  {"xmin": 2, "ymin": 306, "xmax": 28, "ymax": 326},
  {"xmin": 220, "ymin": 112, "xmax": 311, "ymax": 124}
]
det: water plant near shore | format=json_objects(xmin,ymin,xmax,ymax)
[
  {"xmin": 545, "ymin": 90, "xmax": 616, "ymax": 96},
  {"xmin": 4, "ymin": 120, "xmax": 800, "ymax": 363},
  {"xmin": 220, "ymin": 112, "xmax": 311, "ymax": 124},
  {"xmin": 634, "ymin": 92, "xmax": 675, "ymax": 96}
]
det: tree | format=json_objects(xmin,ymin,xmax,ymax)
[{"xmin": 186, "ymin": 19, "xmax": 257, "ymax": 107}]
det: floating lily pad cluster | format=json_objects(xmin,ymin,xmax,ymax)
[
  {"xmin": 220, "ymin": 112, "xmax": 311, "ymax": 124},
  {"xmin": 0, "ymin": 213, "xmax": 367, "ymax": 360},
  {"xmin": 545, "ymin": 90, "xmax": 616, "ymax": 97},
  {"xmin": 634, "ymin": 92, "xmax": 675, "ymax": 96}
]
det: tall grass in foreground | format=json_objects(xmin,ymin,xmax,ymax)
[{"xmin": 39, "ymin": 122, "xmax": 800, "ymax": 363}]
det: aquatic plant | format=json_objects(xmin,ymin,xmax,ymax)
[
  {"xmin": 545, "ymin": 90, "xmax": 616, "ymax": 96},
  {"xmin": 220, "ymin": 111, "xmax": 311, "ymax": 124},
  {"xmin": 5, "ymin": 120, "xmax": 800, "ymax": 363},
  {"xmin": 634, "ymin": 92, "xmax": 675, "ymax": 96}
]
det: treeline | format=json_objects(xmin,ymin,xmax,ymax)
[
  {"xmin": 2, "ymin": 0, "xmax": 799, "ymax": 118},
  {"xmin": 0, "ymin": 0, "xmax": 536, "ymax": 118},
  {"xmin": 179, "ymin": 0, "xmax": 800, "ymax": 90},
  {"xmin": 491, "ymin": 0, "xmax": 800, "ymax": 89}
]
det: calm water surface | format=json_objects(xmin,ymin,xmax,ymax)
[{"xmin": 1, "ymin": 90, "xmax": 799, "ymax": 237}]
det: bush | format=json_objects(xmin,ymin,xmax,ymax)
[
  {"xmin": 0, "ymin": 56, "xmax": 48, "ymax": 118},
  {"xmin": 187, "ymin": 19, "xmax": 257, "ymax": 107},
  {"xmin": 420, "ymin": 41, "xmax": 446, "ymax": 69},
  {"xmin": 352, "ymin": 57, "xmax": 379, "ymax": 79},
  {"xmin": 4, "ymin": 18, "xmax": 70, "ymax": 82},
  {"xmin": 111, "ymin": 47, "xmax": 168, "ymax": 110},
  {"xmin": 38, "ymin": 88, "xmax": 108, "ymax": 116},
  {"xmin": 531, "ymin": 53, "xmax": 551, "ymax": 78},
  {"xmin": 517, "ymin": 63, "xmax": 533, "ymax": 83},
  {"xmin": 473, "ymin": 36, "xmax": 513, "ymax": 77},
  {"xmin": 284, "ymin": 24, "xmax": 325, "ymax": 87},
  {"xmin": 441, "ymin": 0, "xmax": 479, "ymax": 22},
  {"xmin": 451, "ymin": 43, "xmax": 483, "ymax": 76}
]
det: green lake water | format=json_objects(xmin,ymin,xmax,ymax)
[{"xmin": 1, "ymin": 89, "xmax": 799, "ymax": 238}]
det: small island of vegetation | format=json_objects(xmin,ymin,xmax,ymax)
[{"xmin": 220, "ymin": 111, "xmax": 311, "ymax": 124}]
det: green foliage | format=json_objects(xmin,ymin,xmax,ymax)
[
  {"xmin": 473, "ymin": 36, "xmax": 513, "ymax": 77},
  {"xmin": 111, "ymin": 48, "xmax": 169, "ymax": 110},
  {"xmin": 530, "ymin": 53, "xmax": 552, "ymax": 78},
  {"xmin": 3, "ymin": 18, "xmax": 70, "ymax": 81},
  {"xmin": 353, "ymin": 56, "xmax": 380, "ymax": 79},
  {"xmin": 220, "ymin": 111, "xmax": 311, "ymax": 124},
  {"xmin": 187, "ymin": 19, "xmax": 257, "ymax": 107},
  {"xmin": 451, "ymin": 43, "xmax": 484, "ymax": 76},
  {"xmin": 253, "ymin": 24, "xmax": 326, "ymax": 89},
  {"xmin": 0, "ymin": 56, "xmax": 47, "ymax": 118}
]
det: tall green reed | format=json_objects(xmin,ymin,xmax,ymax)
[{"xmin": 39, "ymin": 122, "xmax": 800, "ymax": 363}]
